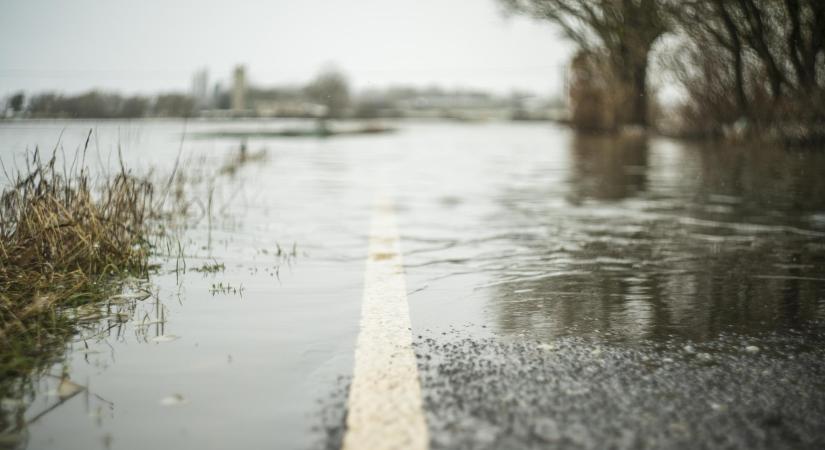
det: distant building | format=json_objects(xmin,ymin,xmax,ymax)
[
  {"xmin": 232, "ymin": 65, "xmax": 246, "ymax": 113},
  {"xmin": 191, "ymin": 68, "xmax": 210, "ymax": 109}
]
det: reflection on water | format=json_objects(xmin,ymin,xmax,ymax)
[
  {"xmin": 0, "ymin": 279, "xmax": 165, "ymax": 449},
  {"xmin": 488, "ymin": 135, "xmax": 825, "ymax": 341},
  {"xmin": 567, "ymin": 134, "xmax": 648, "ymax": 203}
]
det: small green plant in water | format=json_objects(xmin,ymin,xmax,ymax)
[
  {"xmin": 208, "ymin": 282, "xmax": 244, "ymax": 296},
  {"xmin": 192, "ymin": 260, "xmax": 226, "ymax": 274}
]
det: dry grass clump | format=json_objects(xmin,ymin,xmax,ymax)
[
  {"xmin": 0, "ymin": 144, "xmax": 163, "ymax": 438},
  {"xmin": 0, "ymin": 147, "xmax": 155, "ymax": 337}
]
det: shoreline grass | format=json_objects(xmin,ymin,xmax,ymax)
[
  {"xmin": 0, "ymin": 142, "xmax": 160, "ymax": 362},
  {"xmin": 0, "ymin": 141, "xmax": 167, "ymax": 438},
  {"xmin": 0, "ymin": 134, "xmax": 279, "ymax": 439}
]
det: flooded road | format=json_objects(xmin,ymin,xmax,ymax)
[
  {"xmin": 1, "ymin": 120, "xmax": 824, "ymax": 449},
  {"xmin": 400, "ymin": 131, "xmax": 825, "ymax": 342}
]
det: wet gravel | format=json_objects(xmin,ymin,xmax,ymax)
[
  {"xmin": 412, "ymin": 329, "xmax": 825, "ymax": 450},
  {"xmin": 311, "ymin": 375, "xmax": 351, "ymax": 450}
]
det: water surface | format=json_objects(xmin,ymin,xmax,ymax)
[{"xmin": 1, "ymin": 119, "xmax": 824, "ymax": 449}]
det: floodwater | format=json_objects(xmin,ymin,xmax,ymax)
[{"xmin": 1, "ymin": 119, "xmax": 824, "ymax": 449}]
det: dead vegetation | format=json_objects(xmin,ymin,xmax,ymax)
[
  {"xmin": 0, "ymin": 142, "xmax": 157, "ymax": 340},
  {"xmin": 0, "ymin": 139, "xmax": 167, "ymax": 439},
  {"xmin": 0, "ymin": 134, "xmax": 281, "ymax": 442}
]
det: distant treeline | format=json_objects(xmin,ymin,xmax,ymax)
[
  {"xmin": 15, "ymin": 91, "xmax": 195, "ymax": 119},
  {"xmin": 3, "ymin": 74, "xmax": 562, "ymax": 121}
]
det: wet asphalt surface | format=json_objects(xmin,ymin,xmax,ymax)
[
  {"xmin": 413, "ymin": 330, "xmax": 825, "ymax": 450},
  {"xmin": 316, "ymin": 327, "xmax": 825, "ymax": 450}
]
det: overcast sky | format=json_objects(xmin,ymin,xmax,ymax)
[{"xmin": 0, "ymin": 0, "xmax": 573, "ymax": 97}]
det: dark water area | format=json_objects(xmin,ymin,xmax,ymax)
[
  {"xmin": 492, "ymin": 135, "xmax": 825, "ymax": 342},
  {"xmin": 399, "ymin": 129, "xmax": 825, "ymax": 344}
]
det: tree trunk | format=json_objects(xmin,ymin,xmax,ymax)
[
  {"xmin": 615, "ymin": 56, "xmax": 649, "ymax": 128},
  {"xmin": 630, "ymin": 62, "xmax": 648, "ymax": 127},
  {"xmin": 715, "ymin": 0, "xmax": 750, "ymax": 118}
]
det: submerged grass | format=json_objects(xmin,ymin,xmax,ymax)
[
  {"xmin": 0, "ymin": 147, "xmax": 155, "ymax": 333},
  {"xmin": 218, "ymin": 143, "xmax": 268, "ymax": 176},
  {"xmin": 0, "ymin": 135, "xmax": 276, "ymax": 438},
  {"xmin": 192, "ymin": 260, "xmax": 226, "ymax": 274},
  {"xmin": 0, "ymin": 140, "xmax": 165, "ymax": 437},
  {"xmin": 0, "ymin": 143, "xmax": 159, "ymax": 377}
]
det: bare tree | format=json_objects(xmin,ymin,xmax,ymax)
[
  {"xmin": 667, "ymin": 0, "xmax": 825, "ymax": 140},
  {"xmin": 8, "ymin": 92, "xmax": 25, "ymax": 113},
  {"xmin": 304, "ymin": 69, "xmax": 351, "ymax": 119},
  {"xmin": 501, "ymin": 0, "xmax": 668, "ymax": 128}
]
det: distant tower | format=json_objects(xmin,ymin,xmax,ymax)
[
  {"xmin": 191, "ymin": 68, "xmax": 209, "ymax": 109},
  {"xmin": 232, "ymin": 65, "xmax": 246, "ymax": 113}
]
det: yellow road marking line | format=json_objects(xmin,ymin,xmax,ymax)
[{"xmin": 341, "ymin": 193, "xmax": 429, "ymax": 450}]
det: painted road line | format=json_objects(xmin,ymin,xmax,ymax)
[{"xmin": 341, "ymin": 193, "xmax": 429, "ymax": 450}]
